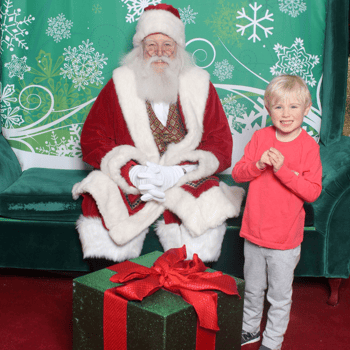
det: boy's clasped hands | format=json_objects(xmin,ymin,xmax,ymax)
[
  {"xmin": 257, "ymin": 148, "xmax": 299, "ymax": 176},
  {"xmin": 257, "ymin": 147, "xmax": 285, "ymax": 173}
]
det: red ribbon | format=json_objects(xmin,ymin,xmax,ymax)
[{"xmin": 103, "ymin": 246, "xmax": 239, "ymax": 349}]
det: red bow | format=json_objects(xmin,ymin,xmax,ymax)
[{"xmin": 109, "ymin": 245, "xmax": 239, "ymax": 332}]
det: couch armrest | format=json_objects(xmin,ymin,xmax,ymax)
[
  {"xmin": 0, "ymin": 133, "xmax": 22, "ymax": 193},
  {"xmin": 310, "ymin": 136, "xmax": 350, "ymax": 277}
]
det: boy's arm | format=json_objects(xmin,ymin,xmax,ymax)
[
  {"xmin": 232, "ymin": 133, "xmax": 266, "ymax": 183},
  {"xmin": 274, "ymin": 146, "xmax": 322, "ymax": 203}
]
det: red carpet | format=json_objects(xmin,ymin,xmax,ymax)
[{"xmin": 0, "ymin": 270, "xmax": 349, "ymax": 350}]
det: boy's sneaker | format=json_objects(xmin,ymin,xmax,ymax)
[{"xmin": 241, "ymin": 330, "xmax": 261, "ymax": 346}]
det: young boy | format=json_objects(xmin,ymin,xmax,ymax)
[{"xmin": 232, "ymin": 75, "xmax": 322, "ymax": 350}]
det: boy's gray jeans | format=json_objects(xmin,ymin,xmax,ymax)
[{"xmin": 242, "ymin": 240, "xmax": 301, "ymax": 350}]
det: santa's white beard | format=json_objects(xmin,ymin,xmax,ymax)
[{"xmin": 132, "ymin": 55, "xmax": 181, "ymax": 104}]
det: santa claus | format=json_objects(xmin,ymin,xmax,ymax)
[{"xmin": 72, "ymin": 4, "xmax": 245, "ymax": 270}]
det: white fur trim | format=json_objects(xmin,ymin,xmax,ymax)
[
  {"xmin": 100, "ymin": 145, "xmax": 148, "ymax": 195},
  {"xmin": 133, "ymin": 9, "xmax": 185, "ymax": 47},
  {"xmin": 76, "ymin": 215, "xmax": 147, "ymax": 261},
  {"xmin": 219, "ymin": 182, "xmax": 246, "ymax": 214},
  {"xmin": 155, "ymin": 221, "xmax": 182, "ymax": 250},
  {"xmin": 156, "ymin": 220, "xmax": 226, "ymax": 262},
  {"xmin": 160, "ymin": 68, "xmax": 210, "ymax": 165},
  {"xmin": 112, "ymin": 68, "xmax": 160, "ymax": 163},
  {"xmin": 72, "ymin": 170, "xmax": 164, "ymax": 245},
  {"xmin": 163, "ymin": 184, "xmax": 242, "ymax": 237}
]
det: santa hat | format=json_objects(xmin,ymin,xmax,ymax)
[{"xmin": 133, "ymin": 4, "xmax": 185, "ymax": 48}]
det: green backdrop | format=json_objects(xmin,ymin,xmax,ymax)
[{"xmin": 0, "ymin": 0, "xmax": 343, "ymax": 173}]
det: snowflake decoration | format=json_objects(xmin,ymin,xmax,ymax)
[
  {"xmin": 221, "ymin": 94, "xmax": 248, "ymax": 133},
  {"xmin": 92, "ymin": 4, "xmax": 102, "ymax": 14},
  {"xmin": 236, "ymin": 2, "xmax": 274, "ymax": 43},
  {"xmin": 179, "ymin": 5, "xmax": 198, "ymax": 25},
  {"xmin": 1, "ymin": 106, "xmax": 24, "ymax": 129},
  {"xmin": 60, "ymin": 39, "xmax": 108, "ymax": 91},
  {"xmin": 36, "ymin": 125, "xmax": 82, "ymax": 158},
  {"xmin": 46, "ymin": 13, "xmax": 73, "ymax": 43},
  {"xmin": 0, "ymin": 0, "xmax": 35, "ymax": 53},
  {"xmin": 213, "ymin": 59, "xmax": 234, "ymax": 82},
  {"xmin": 121, "ymin": 0, "xmax": 162, "ymax": 23},
  {"xmin": 0, "ymin": 82, "xmax": 20, "ymax": 129},
  {"xmin": 5, "ymin": 54, "xmax": 31, "ymax": 79},
  {"xmin": 236, "ymin": 99, "xmax": 268, "ymax": 132},
  {"xmin": 0, "ymin": 83, "xmax": 17, "ymax": 109},
  {"xmin": 278, "ymin": 0, "xmax": 306, "ymax": 18},
  {"xmin": 270, "ymin": 38, "xmax": 320, "ymax": 87}
]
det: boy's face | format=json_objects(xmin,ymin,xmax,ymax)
[{"xmin": 266, "ymin": 91, "xmax": 312, "ymax": 141}]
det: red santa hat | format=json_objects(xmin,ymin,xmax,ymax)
[{"xmin": 133, "ymin": 4, "xmax": 185, "ymax": 48}]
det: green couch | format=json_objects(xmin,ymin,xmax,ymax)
[
  {"xmin": 0, "ymin": 1, "xmax": 349, "ymax": 306},
  {"xmin": 1, "ymin": 133, "xmax": 350, "ymax": 305}
]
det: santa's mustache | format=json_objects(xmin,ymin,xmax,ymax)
[{"xmin": 147, "ymin": 55, "xmax": 172, "ymax": 66}]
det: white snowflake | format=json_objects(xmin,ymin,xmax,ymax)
[
  {"xmin": 36, "ymin": 125, "xmax": 82, "ymax": 158},
  {"xmin": 120, "ymin": 0, "xmax": 162, "ymax": 23},
  {"xmin": 221, "ymin": 94, "xmax": 247, "ymax": 118},
  {"xmin": 270, "ymin": 38, "xmax": 320, "ymax": 87},
  {"xmin": 1, "ymin": 106, "xmax": 24, "ymax": 129},
  {"xmin": 60, "ymin": 39, "xmax": 108, "ymax": 91},
  {"xmin": 213, "ymin": 59, "xmax": 234, "ymax": 82},
  {"xmin": 4, "ymin": 54, "xmax": 31, "ymax": 79},
  {"xmin": 278, "ymin": 0, "xmax": 306, "ymax": 18},
  {"xmin": 236, "ymin": 2, "xmax": 274, "ymax": 43},
  {"xmin": 0, "ymin": 83, "xmax": 18, "ymax": 128},
  {"xmin": 0, "ymin": 82, "xmax": 17, "ymax": 108},
  {"xmin": 179, "ymin": 5, "xmax": 198, "ymax": 25},
  {"xmin": 46, "ymin": 13, "xmax": 73, "ymax": 43},
  {"xmin": 0, "ymin": 0, "xmax": 35, "ymax": 53},
  {"xmin": 221, "ymin": 94, "xmax": 248, "ymax": 133}
]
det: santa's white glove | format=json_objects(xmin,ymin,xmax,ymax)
[
  {"xmin": 129, "ymin": 164, "xmax": 150, "ymax": 188},
  {"xmin": 139, "ymin": 190, "xmax": 165, "ymax": 202},
  {"xmin": 129, "ymin": 163, "xmax": 166, "ymax": 203},
  {"xmin": 138, "ymin": 162, "xmax": 185, "ymax": 193}
]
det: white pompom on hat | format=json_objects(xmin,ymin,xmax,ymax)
[{"xmin": 133, "ymin": 4, "xmax": 185, "ymax": 48}]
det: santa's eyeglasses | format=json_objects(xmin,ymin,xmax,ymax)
[{"xmin": 143, "ymin": 39, "xmax": 176, "ymax": 57}]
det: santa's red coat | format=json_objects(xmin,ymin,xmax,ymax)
[{"xmin": 73, "ymin": 65, "xmax": 243, "ymax": 258}]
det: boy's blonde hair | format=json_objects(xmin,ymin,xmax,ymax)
[{"xmin": 264, "ymin": 75, "xmax": 311, "ymax": 108}]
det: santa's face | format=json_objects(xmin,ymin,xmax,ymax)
[{"xmin": 143, "ymin": 33, "xmax": 177, "ymax": 73}]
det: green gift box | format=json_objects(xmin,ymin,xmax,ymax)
[{"xmin": 73, "ymin": 251, "xmax": 245, "ymax": 350}]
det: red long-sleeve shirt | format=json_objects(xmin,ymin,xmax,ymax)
[{"xmin": 232, "ymin": 126, "xmax": 322, "ymax": 250}]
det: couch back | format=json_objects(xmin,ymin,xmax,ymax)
[{"xmin": 1, "ymin": 0, "xmax": 348, "ymax": 173}]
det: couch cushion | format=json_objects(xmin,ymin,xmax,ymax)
[
  {"xmin": 0, "ymin": 168, "xmax": 90, "ymax": 221},
  {"xmin": 0, "ymin": 170, "xmax": 315, "ymax": 226}
]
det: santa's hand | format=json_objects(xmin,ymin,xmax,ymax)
[
  {"xmin": 137, "ymin": 162, "xmax": 164, "ymax": 187},
  {"xmin": 140, "ymin": 186, "xmax": 166, "ymax": 203},
  {"xmin": 138, "ymin": 162, "xmax": 185, "ymax": 192},
  {"xmin": 129, "ymin": 164, "xmax": 153, "ymax": 188}
]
